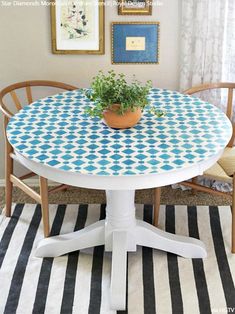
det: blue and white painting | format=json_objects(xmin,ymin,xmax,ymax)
[{"xmin": 112, "ymin": 23, "xmax": 159, "ymax": 64}]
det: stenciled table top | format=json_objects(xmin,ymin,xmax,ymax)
[{"xmin": 7, "ymin": 89, "xmax": 232, "ymax": 177}]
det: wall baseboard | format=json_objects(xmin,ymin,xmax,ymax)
[{"xmin": 0, "ymin": 179, "xmax": 59, "ymax": 187}]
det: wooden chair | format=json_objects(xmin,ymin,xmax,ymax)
[
  {"xmin": 0, "ymin": 80, "xmax": 78, "ymax": 237},
  {"xmin": 167, "ymin": 82, "xmax": 235, "ymax": 254},
  {"xmin": 153, "ymin": 188, "xmax": 161, "ymax": 226},
  {"xmin": 153, "ymin": 83, "xmax": 235, "ymax": 253}
]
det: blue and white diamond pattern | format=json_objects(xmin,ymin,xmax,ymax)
[{"xmin": 6, "ymin": 89, "xmax": 232, "ymax": 176}]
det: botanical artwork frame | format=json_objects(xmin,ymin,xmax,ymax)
[
  {"xmin": 118, "ymin": 0, "xmax": 152, "ymax": 15},
  {"xmin": 111, "ymin": 22, "xmax": 160, "ymax": 64},
  {"xmin": 51, "ymin": 0, "xmax": 105, "ymax": 54}
]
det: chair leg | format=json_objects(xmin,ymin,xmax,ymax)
[
  {"xmin": 39, "ymin": 177, "xmax": 50, "ymax": 238},
  {"xmin": 232, "ymin": 174, "xmax": 235, "ymax": 253},
  {"xmin": 5, "ymin": 145, "xmax": 13, "ymax": 217},
  {"xmin": 153, "ymin": 188, "xmax": 161, "ymax": 227},
  {"xmin": 192, "ymin": 177, "xmax": 197, "ymax": 195}
]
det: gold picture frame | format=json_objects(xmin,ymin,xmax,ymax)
[
  {"xmin": 51, "ymin": 0, "xmax": 105, "ymax": 54},
  {"xmin": 118, "ymin": 0, "xmax": 152, "ymax": 15}
]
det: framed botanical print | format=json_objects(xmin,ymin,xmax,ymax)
[
  {"xmin": 112, "ymin": 22, "xmax": 159, "ymax": 64},
  {"xmin": 51, "ymin": 0, "xmax": 105, "ymax": 54},
  {"xmin": 118, "ymin": 0, "xmax": 152, "ymax": 15}
]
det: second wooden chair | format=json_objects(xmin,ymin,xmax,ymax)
[
  {"xmin": 0, "ymin": 80, "xmax": 78, "ymax": 237},
  {"xmin": 153, "ymin": 82, "xmax": 235, "ymax": 253}
]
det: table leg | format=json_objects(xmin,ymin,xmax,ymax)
[
  {"xmin": 110, "ymin": 231, "xmax": 127, "ymax": 310},
  {"xmin": 35, "ymin": 220, "xmax": 105, "ymax": 258},
  {"xmin": 135, "ymin": 220, "xmax": 207, "ymax": 258}
]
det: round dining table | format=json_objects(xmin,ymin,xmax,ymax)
[{"xmin": 6, "ymin": 88, "xmax": 232, "ymax": 310}]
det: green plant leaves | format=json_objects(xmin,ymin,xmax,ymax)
[{"xmin": 83, "ymin": 70, "xmax": 165, "ymax": 119}]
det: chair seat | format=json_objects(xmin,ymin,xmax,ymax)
[{"xmin": 204, "ymin": 147, "xmax": 235, "ymax": 183}]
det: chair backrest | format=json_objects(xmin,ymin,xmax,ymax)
[
  {"xmin": 0, "ymin": 80, "xmax": 78, "ymax": 120},
  {"xmin": 184, "ymin": 82, "xmax": 235, "ymax": 147}
]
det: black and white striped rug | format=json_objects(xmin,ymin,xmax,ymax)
[{"xmin": 0, "ymin": 204, "xmax": 234, "ymax": 314}]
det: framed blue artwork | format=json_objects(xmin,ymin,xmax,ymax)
[{"xmin": 111, "ymin": 22, "xmax": 160, "ymax": 64}]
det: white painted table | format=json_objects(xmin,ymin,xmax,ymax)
[{"xmin": 7, "ymin": 89, "xmax": 232, "ymax": 310}]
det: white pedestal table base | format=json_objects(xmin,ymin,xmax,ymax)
[{"xmin": 35, "ymin": 190, "xmax": 207, "ymax": 311}]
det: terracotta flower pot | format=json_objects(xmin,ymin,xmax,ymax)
[{"xmin": 103, "ymin": 104, "xmax": 142, "ymax": 129}]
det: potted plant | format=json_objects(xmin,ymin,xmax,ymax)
[{"xmin": 84, "ymin": 70, "xmax": 164, "ymax": 129}]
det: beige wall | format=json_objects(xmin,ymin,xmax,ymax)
[{"xmin": 0, "ymin": 0, "xmax": 181, "ymax": 181}]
